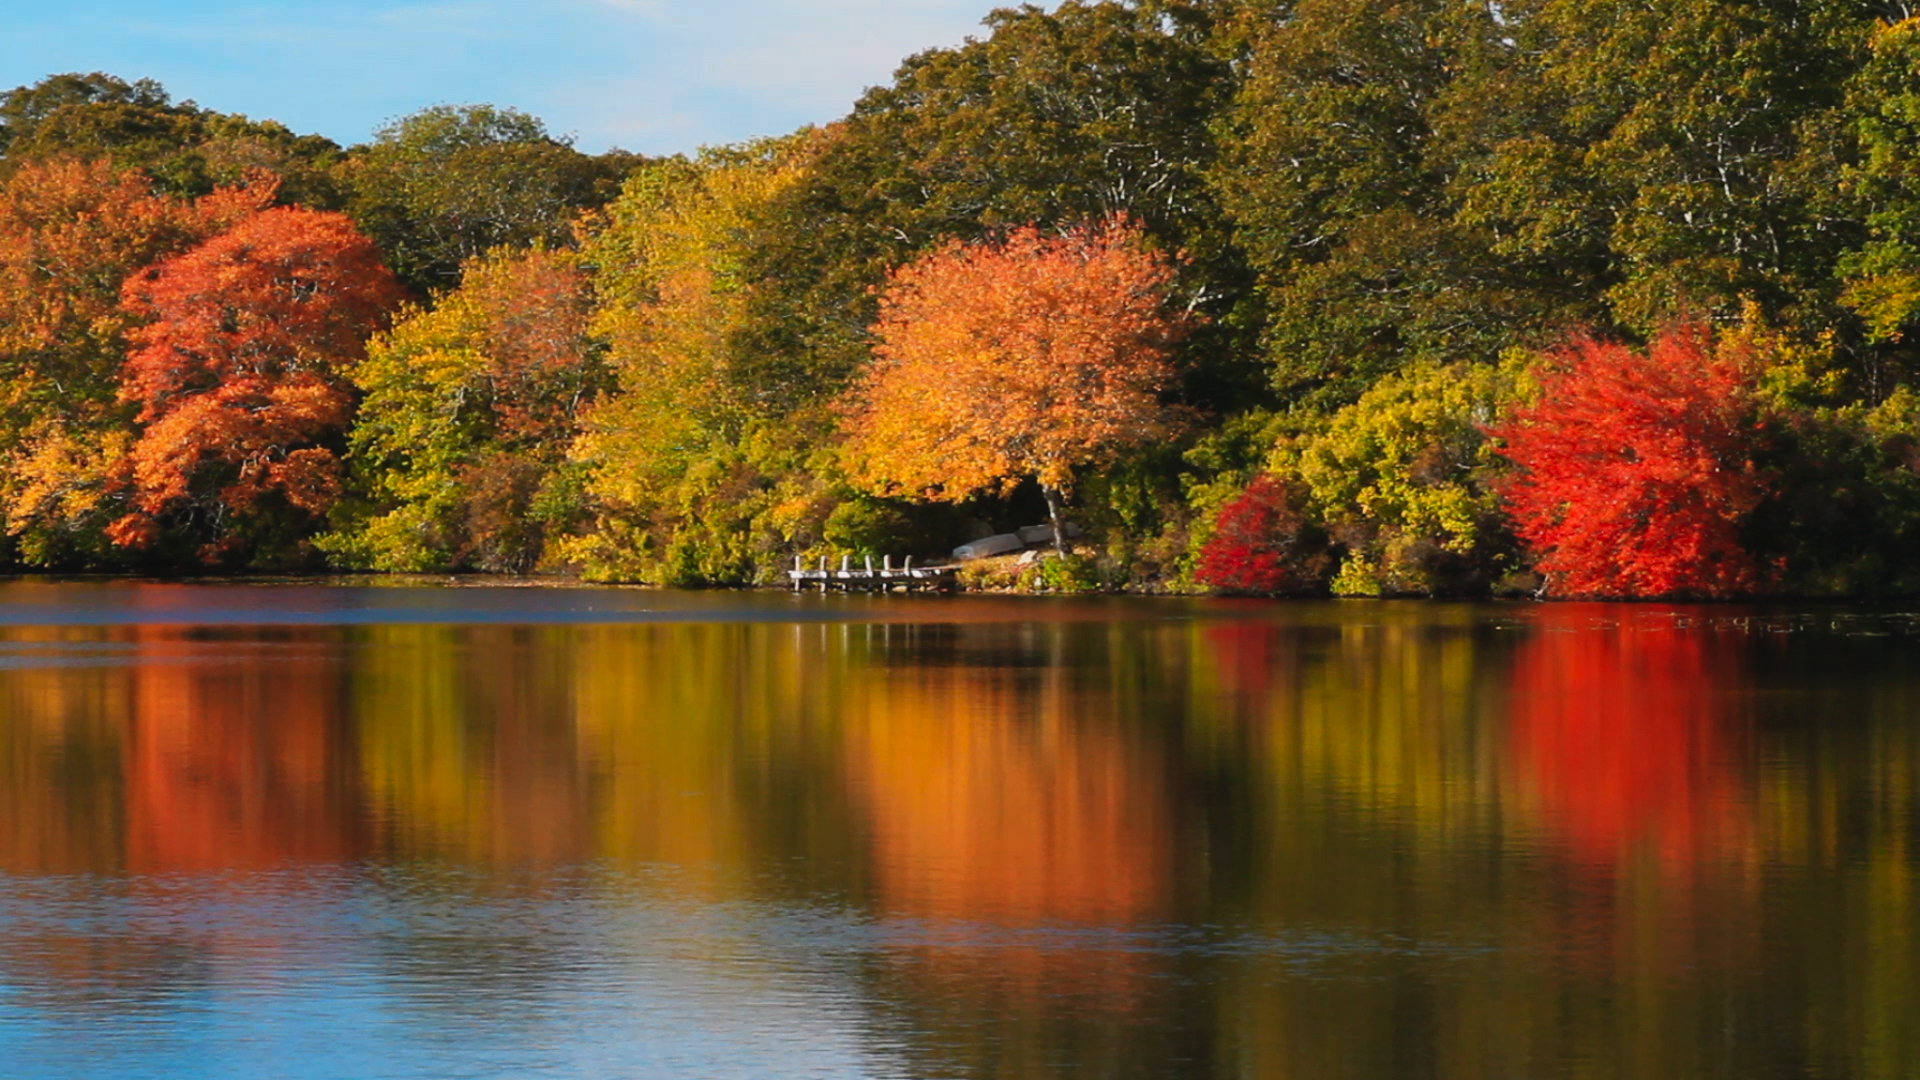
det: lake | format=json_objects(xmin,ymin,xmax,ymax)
[{"xmin": 0, "ymin": 582, "xmax": 1914, "ymax": 1078}]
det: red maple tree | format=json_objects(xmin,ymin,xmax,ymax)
[
  {"xmin": 1494, "ymin": 327, "xmax": 1770, "ymax": 598},
  {"xmin": 113, "ymin": 206, "xmax": 404, "ymax": 561}
]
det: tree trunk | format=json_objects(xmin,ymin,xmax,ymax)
[{"xmin": 1041, "ymin": 482, "xmax": 1071, "ymax": 556}]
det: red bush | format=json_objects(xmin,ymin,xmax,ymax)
[
  {"xmin": 1196, "ymin": 475, "xmax": 1328, "ymax": 594},
  {"xmin": 1494, "ymin": 327, "xmax": 1769, "ymax": 598}
]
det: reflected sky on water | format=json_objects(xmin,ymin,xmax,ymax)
[{"xmin": 0, "ymin": 584, "xmax": 1916, "ymax": 1078}]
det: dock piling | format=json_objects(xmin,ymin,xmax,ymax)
[{"xmin": 786, "ymin": 553, "xmax": 955, "ymax": 593}]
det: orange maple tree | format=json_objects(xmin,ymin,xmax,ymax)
[
  {"xmin": 1493, "ymin": 326, "xmax": 1770, "ymax": 597},
  {"xmin": 113, "ymin": 206, "xmax": 404, "ymax": 563},
  {"xmin": 0, "ymin": 158, "xmax": 269, "ymax": 413},
  {"xmin": 842, "ymin": 216, "xmax": 1188, "ymax": 549}
]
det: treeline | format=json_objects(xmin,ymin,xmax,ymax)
[{"xmin": 6, "ymin": 0, "xmax": 1920, "ymax": 597}]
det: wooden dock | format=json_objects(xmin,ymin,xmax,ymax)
[{"xmin": 788, "ymin": 555, "xmax": 957, "ymax": 592}]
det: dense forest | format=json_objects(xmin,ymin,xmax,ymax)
[{"xmin": 5, "ymin": 0, "xmax": 1920, "ymax": 598}]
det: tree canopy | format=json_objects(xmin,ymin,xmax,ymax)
[
  {"xmin": 329, "ymin": 246, "xmax": 601, "ymax": 573},
  {"xmin": 844, "ymin": 216, "xmax": 1189, "ymax": 548},
  {"xmin": 741, "ymin": 1, "xmax": 1251, "ymax": 411},
  {"xmin": 341, "ymin": 104, "xmax": 641, "ymax": 294},
  {"xmin": 3, "ymin": 1, "xmax": 1920, "ymax": 594},
  {"xmin": 0, "ymin": 72, "xmax": 344, "ymax": 205},
  {"xmin": 114, "ymin": 206, "xmax": 403, "ymax": 565}
]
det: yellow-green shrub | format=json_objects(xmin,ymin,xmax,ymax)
[{"xmin": 1274, "ymin": 355, "xmax": 1534, "ymax": 596}]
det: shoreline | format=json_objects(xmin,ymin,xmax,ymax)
[{"xmin": 0, "ymin": 570, "xmax": 1913, "ymax": 607}]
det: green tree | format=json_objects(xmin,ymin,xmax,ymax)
[
  {"xmin": 341, "ymin": 104, "xmax": 641, "ymax": 295},
  {"xmin": 1215, "ymin": 0, "xmax": 1544, "ymax": 405},
  {"xmin": 1517, "ymin": 0, "xmax": 1865, "ymax": 335},
  {"xmin": 0, "ymin": 72, "xmax": 344, "ymax": 206},
  {"xmin": 0, "ymin": 72, "xmax": 169, "ymax": 153},
  {"xmin": 1217, "ymin": 0, "xmax": 1871, "ymax": 406},
  {"xmin": 1842, "ymin": 16, "xmax": 1920, "ymax": 370}
]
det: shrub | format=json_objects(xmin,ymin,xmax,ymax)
[
  {"xmin": 1493, "ymin": 327, "xmax": 1768, "ymax": 598},
  {"xmin": 1194, "ymin": 474, "xmax": 1332, "ymax": 594},
  {"xmin": 1744, "ymin": 383, "xmax": 1920, "ymax": 596},
  {"xmin": 1286, "ymin": 356, "xmax": 1529, "ymax": 595}
]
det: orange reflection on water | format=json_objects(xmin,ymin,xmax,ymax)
[
  {"xmin": 0, "ymin": 628, "xmax": 132, "ymax": 875},
  {"xmin": 850, "ymin": 662, "xmax": 1172, "ymax": 927},
  {"xmin": 1507, "ymin": 609, "xmax": 1752, "ymax": 869},
  {"xmin": 123, "ymin": 628, "xmax": 362, "ymax": 873},
  {"xmin": 1203, "ymin": 620, "xmax": 1298, "ymax": 700},
  {"xmin": 846, "ymin": 643, "xmax": 1174, "ymax": 1017}
]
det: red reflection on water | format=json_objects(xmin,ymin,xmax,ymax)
[
  {"xmin": 1508, "ymin": 609, "xmax": 1751, "ymax": 868},
  {"xmin": 1205, "ymin": 621, "xmax": 1290, "ymax": 698},
  {"xmin": 123, "ymin": 629, "xmax": 363, "ymax": 873}
]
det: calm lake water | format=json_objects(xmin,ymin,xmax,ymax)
[{"xmin": 0, "ymin": 582, "xmax": 1916, "ymax": 1078}]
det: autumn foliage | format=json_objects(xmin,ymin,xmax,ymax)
[
  {"xmin": 1194, "ymin": 475, "xmax": 1330, "ymax": 593},
  {"xmin": 0, "ymin": 160, "xmax": 270, "ymax": 417},
  {"xmin": 0, "ymin": 160, "xmax": 210, "ymax": 394},
  {"xmin": 843, "ymin": 216, "xmax": 1187, "ymax": 537},
  {"xmin": 1494, "ymin": 328, "xmax": 1771, "ymax": 598},
  {"xmin": 113, "ymin": 206, "xmax": 403, "ymax": 561},
  {"xmin": 0, "ymin": 162, "xmax": 280, "ymax": 564},
  {"xmin": 332, "ymin": 246, "xmax": 600, "ymax": 573},
  {"xmin": 9, "ymin": 37, "xmax": 1920, "ymax": 591}
]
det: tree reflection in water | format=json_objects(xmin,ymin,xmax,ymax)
[
  {"xmin": 126, "ymin": 627, "xmax": 363, "ymax": 873},
  {"xmin": 1508, "ymin": 606, "xmax": 1753, "ymax": 869},
  {"xmin": 0, "ymin": 597, "xmax": 1914, "ymax": 1078}
]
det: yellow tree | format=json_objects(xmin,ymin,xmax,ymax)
[
  {"xmin": 564, "ymin": 139, "xmax": 822, "ymax": 583},
  {"xmin": 843, "ymin": 216, "xmax": 1187, "ymax": 552}
]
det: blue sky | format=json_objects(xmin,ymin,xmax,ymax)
[{"xmin": 0, "ymin": 0, "xmax": 994, "ymax": 154}]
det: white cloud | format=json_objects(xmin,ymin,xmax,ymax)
[{"xmin": 546, "ymin": 0, "xmax": 988, "ymax": 151}]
